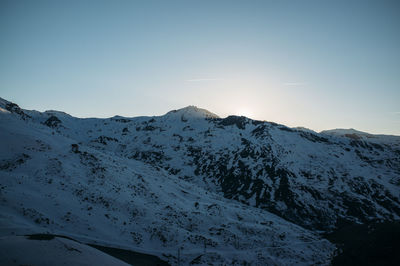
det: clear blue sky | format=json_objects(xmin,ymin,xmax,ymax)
[{"xmin": 1, "ymin": 0, "xmax": 399, "ymax": 135}]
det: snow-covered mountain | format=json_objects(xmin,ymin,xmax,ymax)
[
  {"xmin": 1, "ymin": 97, "xmax": 399, "ymax": 265},
  {"xmin": 321, "ymin": 128, "xmax": 400, "ymax": 146}
]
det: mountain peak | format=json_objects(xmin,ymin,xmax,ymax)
[
  {"xmin": 321, "ymin": 128, "xmax": 374, "ymax": 139},
  {"xmin": 165, "ymin": 105, "xmax": 219, "ymax": 119}
]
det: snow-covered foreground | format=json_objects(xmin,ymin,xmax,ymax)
[
  {"xmin": 1, "ymin": 97, "xmax": 399, "ymax": 265},
  {"xmin": 0, "ymin": 235, "xmax": 130, "ymax": 266}
]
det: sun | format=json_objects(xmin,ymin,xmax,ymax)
[{"xmin": 234, "ymin": 108, "xmax": 254, "ymax": 118}]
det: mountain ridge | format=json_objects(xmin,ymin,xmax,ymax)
[{"xmin": 1, "ymin": 97, "xmax": 397, "ymax": 137}]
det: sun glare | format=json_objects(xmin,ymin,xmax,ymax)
[{"xmin": 234, "ymin": 108, "xmax": 254, "ymax": 119}]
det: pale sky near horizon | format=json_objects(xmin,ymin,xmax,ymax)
[{"xmin": 1, "ymin": 0, "xmax": 399, "ymax": 135}]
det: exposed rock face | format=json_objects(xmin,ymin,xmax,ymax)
[
  {"xmin": 220, "ymin": 115, "xmax": 248, "ymax": 129},
  {"xmin": 43, "ymin": 115, "xmax": 62, "ymax": 128},
  {"xmin": 5, "ymin": 102, "xmax": 31, "ymax": 120}
]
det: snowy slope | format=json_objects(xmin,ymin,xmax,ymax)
[
  {"xmin": 0, "ymin": 235, "xmax": 130, "ymax": 266},
  {"xmin": 14, "ymin": 98, "xmax": 398, "ymax": 231},
  {"xmin": 0, "ymin": 98, "xmax": 335, "ymax": 265}
]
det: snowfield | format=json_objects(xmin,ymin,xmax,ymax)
[
  {"xmin": 1, "ymin": 97, "xmax": 399, "ymax": 265},
  {"xmin": 0, "ymin": 235, "xmax": 130, "ymax": 266}
]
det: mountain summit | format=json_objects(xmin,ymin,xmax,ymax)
[{"xmin": 165, "ymin": 105, "xmax": 219, "ymax": 120}]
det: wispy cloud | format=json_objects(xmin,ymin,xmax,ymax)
[
  {"xmin": 186, "ymin": 78, "xmax": 223, "ymax": 82},
  {"xmin": 283, "ymin": 82, "xmax": 307, "ymax": 86},
  {"xmin": 391, "ymin": 111, "xmax": 400, "ymax": 115}
]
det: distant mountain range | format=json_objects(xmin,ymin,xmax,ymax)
[{"xmin": 1, "ymin": 97, "xmax": 399, "ymax": 265}]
